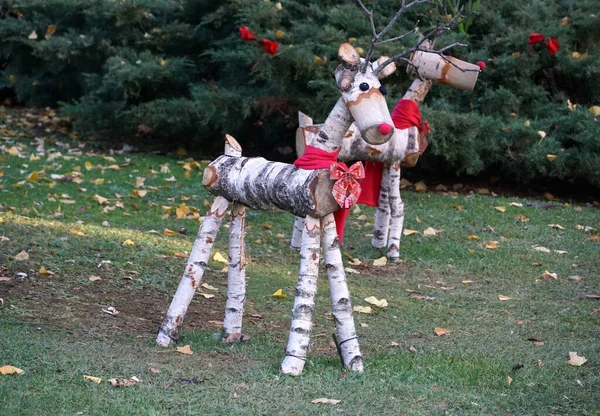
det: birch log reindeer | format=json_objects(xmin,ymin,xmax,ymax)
[
  {"xmin": 291, "ymin": 14, "xmax": 481, "ymax": 262},
  {"xmin": 157, "ymin": 0, "xmax": 473, "ymax": 376}
]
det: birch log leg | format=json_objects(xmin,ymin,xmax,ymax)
[
  {"xmin": 321, "ymin": 214, "xmax": 364, "ymax": 372},
  {"xmin": 222, "ymin": 204, "xmax": 247, "ymax": 340},
  {"xmin": 156, "ymin": 196, "xmax": 229, "ymax": 346},
  {"xmin": 281, "ymin": 216, "xmax": 321, "ymax": 376},
  {"xmin": 387, "ymin": 163, "xmax": 404, "ymax": 262},
  {"xmin": 290, "ymin": 217, "xmax": 305, "ymax": 250},
  {"xmin": 371, "ymin": 164, "xmax": 391, "ymax": 249}
]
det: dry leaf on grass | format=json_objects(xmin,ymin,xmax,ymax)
[
  {"xmin": 102, "ymin": 306, "xmax": 119, "ymax": 315},
  {"xmin": 468, "ymin": 235, "xmax": 480, "ymax": 240},
  {"xmin": 434, "ymin": 328, "xmax": 452, "ymax": 336},
  {"xmin": 38, "ymin": 266, "xmax": 54, "ymax": 275},
  {"xmin": 516, "ymin": 215, "xmax": 529, "ymax": 223},
  {"xmin": 0, "ymin": 365, "xmax": 24, "ymax": 375},
  {"xmin": 213, "ymin": 252, "xmax": 228, "ymax": 263},
  {"xmin": 411, "ymin": 295, "xmax": 436, "ymax": 301},
  {"xmin": 485, "ymin": 241, "xmax": 500, "ymax": 249},
  {"xmin": 163, "ymin": 228, "xmax": 178, "ymax": 236},
  {"xmin": 565, "ymin": 351, "xmax": 587, "ymax": 366},
  {"xmin": 364, "ymin": 296, "xmax": 388, "ymax": 308},
  {"xmin": 461, "ymin": 280, "xmax": 474, "ymax": 284},
  {"xmin": 271, "ymin": 289, "xmax": 288, "ymax": 299},
  {"xmin": 198, "ymin": 292, "xmax": 215, "ymax": 299},
  {"xmin": 201, "ymin": 283, "xmax": 218, "ymax": 291},
  {"xmin": 223, "ymin": 333, "xmax": 251, "ymax": 343},
  {"xmin": 148, "ymin": 366, "xmax": 160, "ymax": 374},
  {"xmin": 311, "ymin": 398, "xmax": 341, "ymax": 405},
  {"xmin": 345, "ymin": 267, "xmax": 360, "ymax": 274},
  {"xmin": 108, "ymin": 378, "xmax": 137, "ymax": 387},
  {"xmin": 510, "ymin": 202, "xmax": 523, "ymax": 207},
  {"xmin": 548, "ymin": 223, "xmax": 565, "ymax": 230},
  {"xmin": 373, "ymin": 257, "xmax": 387, "ymax": 266},
  {"xmin": 542, "ymin": 270, "xmax": 558, "ymax": 279},
  {"xmin": 88, "ymin": 275, "xmax": 102, "ymax": 282},
  {"xmin": 507, "ymin": 376, "xmax": 513, "ymax": 386},
  {"xmin": 83, "ymin": 375, "xmax": 102, "ymax": 383},
  {"xmin": 403, "ymin": 229, "xmax": 419, "ymax": 236},
  {"xmin": 176, "ymin": 345, "xmax": 193, "ymax": 355},
  {"xmin": 495, "ymin": 206, "xmax": 506, "ymax": 212},
  {"xmin": 353, "ymin": 306, "xmax": 372, "ymax": 314},
  {"xmin": 498, "ymin": 295, "xmax": 513, "ymax": 301},
  {"xmin": 532, "ymin": 246, "xmax": 551, "ymax": 253},
  {"xmin": 348, "ymin": 257, "xmax": 363, "ymax": 266},
  {"xmin": 70, "ymin": 228, "xmax": 86, "ymax": 237},
  {"xmin": 14, "ymin": 250, "xmax": 29, "ymax": 261}
]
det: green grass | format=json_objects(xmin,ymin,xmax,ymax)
[{"xmin": 1, "ymin": 107, "xmax": 599, "ymax": 415}]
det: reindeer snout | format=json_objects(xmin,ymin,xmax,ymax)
[
  {"xmin": 362, "ymin": 124, "xmax": 395, "ymax": 145},
  {"xmin": 378, "ymin": 123, "xmax": 393, "ymax": 136}
]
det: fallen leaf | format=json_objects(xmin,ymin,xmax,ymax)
[
  {"xmin": 403, "ymin": 229, "xmax": 419, "ymax": 236},
  {"xmin": 201, "ymin": 283, "xmax": 218, "ymax": 291},
  {"xmin": 373, "ymin": 256, "xmax": 387, "ymax": 266},
  {"xmin": 423, "ymin": 227, "xmax": 436, "ymax": 236},
  {"xmin": 515, "ymin": 215, "xmax": 529, "ymax": 223},
  {"xmin": 0, "ymin": 365, "xmax": 24, "ymax": 375},
  {"xmin": 546, "ymin": 154, "xmax": 558, "ymax": 162},
  {"xmin": 510, "ymin": 202, "xmax": 523, "ymax": 207},
  {"xmin": 102, "ymin": 306, "xmax": 119, "ymax": 315},
  {"xmin": 485, "ymin": 241, "xmax": 500, "ymax": 249},
  {"xmin": 163, "ymin": 228, "xmax": 178, "ymax": 236},
  {"xmin": 38, "ymin": 266, "xmax": 54, "ymax": 275},
  {"xmin": 272, "ymin": 289, "xmax": 288, "ymax": 299},
  {"xmin": 542, "ymin": 270, "xmax": 558, "ymax": 279},
  {"xmin": 108, "ymin": 378, "xmax": 137, "ymax": 387},
  {"xmin": 148, "ymin": 366, "xmax": 161, "ymax": 374},
  {"xmin": 411, "ymin": 295, "xmax": 436, "ymax": 301},
  {"xmin": 344, "ymin": 267, "xmax": 361, "ymax": 274},
  {"xmin": 133, "ymin": 190, "xmax": 147, "ymax": 198},
  {"xmin": 498, "ymin": 295, "xmax": 513, "ymax": 301},
  {"xmin": 494, "ymin": 206, "xmax": 506, "ymax": 212},
  {"xmin": 565, "ymin": 351, "xmax": 587, "ymax": 367},
  {"xmin": 453, "ymin": 205, "xmax": 463, "ymax": 210},
  {"xmin": 389, "ymin": 341, "xmax": 400, "ymax": 347},
  {"xmin": 434, "ymin": 327, "xmax": 452, "ymax": 336},
  {"xmin": 70, "ymin": 228, "xmax": 86, "ymax": 237},
  {"xmin": 414, "ymin": 181, "xmax": 427, "ymax": 193},
  {"xmin": 532, "ymin": 246, "xmax": 551, "ymax": 253},
  {"xmin": 14, "ymin": 250, "xmax": 29, "ymax": 261},
  {"xmin": 89, "ymin": 275, "xmax": 101, "ymax": 282},
  {"xmin": 122, "ymin": 239, "xmax": 135, "ymax": 246},
  {"xmin": 45, "ymin": 24, "xmax": 57, "ymax": 40},
  {"xmin": 532, "ymin": 262, "xmax": 542, "ymax": 267},
  {"xmin": 213, "ymin": 252, "xmax": 228, "ymax": 263},
  {"xmin": 548, "ymin": 224, "xmax": 565, "ymax": 230},
  {"xmin": 409, "ymin": 345, "xmax": 417, "ymax": 352},
  {"xmin": 554, "ymin": 249, "xmax": 568, "ymax": 255},
  {"xmin": 353, "ymin": 305, "xmax": 373, "ymax": 314},
  {"xmin": 507, "ymin": 376, "xmax": 513, "ymax": 386},
  {"xmin": 364, "ymin": 296, "xmax": 388, "ymax": 308},
  {"xmin": 527, "ymin": 338, "xmax": 545, "ymax": 346},
  {"xmin": 468, "ymin": 235, "xmax": 480, "ymax": 240},
  {"xmin": 223, "ymin": 333, "xmax": 251, "ymax": 343},
  {"xmin": 476, "ymin": 188, "xmax": 490, "ymax": 195},
  {"xmin": 311, "ymin": 398, "xmax": 341, "ymax": 405},
  {"xmin": 198, "ymin": 292, "xmax": 215, "ymax": 299},
  {"xmin": 176, "ymin": 345, "xmax": 193, "ymax": 355},
  {"xmin": 93, "ymin": 194, "xmax": 109, "ymax": 205},
  {"xmin": 28, "ymin": 30, "xmax": 38, "ymax": 40},
  {"xmin": 83, "ymin": 375, "xmax": 102, "ymax": 383},
  {"xmin": 461, "ymin": 280, "xmax": 474, "ymax": 284}
]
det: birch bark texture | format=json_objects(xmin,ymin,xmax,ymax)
[
  {"xmin": 371, "ymin": 165, "xmax": 391, "ymax": 249},
  {"xmin": 386, "ymin": 163, "xmax": 404, "ymax": 261},
  {"xmin": 281, "ymin": 216, "xmax": 321, "ymax": 376}
]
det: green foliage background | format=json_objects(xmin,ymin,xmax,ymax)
[{"xmin": 1, "ymin": 0, "xmax": 599, "ymax": 189}]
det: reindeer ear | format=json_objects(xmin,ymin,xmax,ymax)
[
  {"xmin": 375, "ymin": 56, "xmax": 397, "ymax": 79},
  {"xmin": 335, "ymin": 65, "xmax": 355, "ymax": 91},
  {"xmin": 338, "ymin": 43, "xmax": 361, "ymax": 71}
]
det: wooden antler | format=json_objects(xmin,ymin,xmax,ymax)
[{"xmin": 356, "ymin": 0, "xmax": 430, "ymax": 73}]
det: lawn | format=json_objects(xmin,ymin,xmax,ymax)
[{"xmin": 1, "ymin": 107, "xmax": 599, "ymax": 415}]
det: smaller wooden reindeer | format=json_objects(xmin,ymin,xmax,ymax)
[{"xmin": 157, "ymin": 0, "xmax": 476, "ymax": 375}]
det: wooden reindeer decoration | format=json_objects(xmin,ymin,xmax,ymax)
[{"xmin": 157, "ymin": 0, "xmax": 473, "ymax": 375}]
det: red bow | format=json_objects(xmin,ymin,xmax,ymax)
[
  {"xmin": 330, "ymin": 162, "xmax": 365, "ymax": 209},
  {"xmin": 260, "ymin": 38, "xmax": 279, "ymax": 55},
  {"xmin": 528, "ymin": 33, "xmax": 560, "ymax": 57},
  {"xmin": 238, "ymin": 26, "xmax": 257, "ymax": 41}
]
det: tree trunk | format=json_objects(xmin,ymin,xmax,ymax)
[
  {"xmin": 371, "ymin": 165, "xmax": 391, "ymax": 248},
  {"xmin": 203, "ymin": 155, "xmax": 340, "ymax": 218},
  {"xmin": 386, "ymin": 163, "xmax": 404, "ymax": 261},
  {"xmin": 281, "ymin": 216, "xmax": 321, "ymax": 376},
  {"xmin": 321, "ymin": 214, "xmax": 363, "ymax": 372},
  {"xmin": 222, "ymin": 203, "xmax": 247, "ymax": 339}
]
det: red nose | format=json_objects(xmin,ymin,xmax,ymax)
[{"xmin": 378, "ymin": 123, "xmax": 393, "ymax": 136}]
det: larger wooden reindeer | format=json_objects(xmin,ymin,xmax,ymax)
[{"xmin": 157, "ymin": 0, "xmax": 470, "ymax": 375}]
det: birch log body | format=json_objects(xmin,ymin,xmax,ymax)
[
  {"xmin": 371, "ymin": 165, "xmax": 391, "ymax": 248},
  {"xmin": 408, "ymin": 51, "xmax": 480, "ymax": 91},
  {"xmin": 281, "ymin": 216, "xmax": 322, "ymax": 375},
  {"xmin": 223, "ymin": 204, "xmax": 247, "ymax": 338},
  {"xmin": 321, "ymin": 214, "xmax": 364, "ymax": 372},
  {"xmin": 386, "ymin": 163, "xmax": 404, "ymax": 261},
  {"xmin": 203, "ymin": 155, "xmax": 340, "ymax": 218},
  {"xmin": 311, "ymin": 97, "xmax": 354, "ymax": 153},
  {"xmin": 156, "ymin": 196, "xmax": 229, "ymax": 346}
]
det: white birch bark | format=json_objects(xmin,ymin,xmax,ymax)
[
  {"xmin": 321, "ymin": 214, "xmax": 363, "ymax": 372},
  {"xmin": 408, "ymin": 52, "xmax": 480, "ymax": 91},
  {"xmin": 156, "ymin": 196, "xmax": 229, "ymax": 346},
  {"xmin": 311, "ymin": 97, "xmax": 354, "ymax": 153},
  {"xmin": 371, "ymin": 165, "xmax": 391, "ymax": 248},
  {"xmin": 203, "ymin": 156, "xmax": 339, "ymax": 218},
  {"xmin": 386, "ymin": 163, "xmax": 404, "ymax": 261},
  {"xmin": 290, "ymin": 216, "xmax": 305, "ymax": 250},
  {"xmin": 281, "ymin": 216, "xmax": 321, "ymax": 376},
  {"xmin": 222, "ymin": 203, "xmax": 247, "ymax": 339}
]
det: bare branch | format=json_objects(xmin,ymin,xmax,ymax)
[{"xmin": 374, "ymin": 21, "xmax": 419, "ymax": 45}]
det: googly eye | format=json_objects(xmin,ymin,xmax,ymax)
[
  {"xmin": 359, "ymin": 82, "xmax": 369, "ymax": 91},
  {"xmin": 379, "ymin": 85, "xmax": 388, "ymax": 95}
]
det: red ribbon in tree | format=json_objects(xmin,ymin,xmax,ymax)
[
  {"xmin": 260, "ymin": 38, "xmax": 279, "ymax": 55},
  {"xmin": 330, "ymin": 161, "xmax": 365, "ymax": 209},
  {"xmin": 238, "ymin": 26, "xmax": 257, "ymax": 41},
  {"xmin": 528, "ymin": 33, "xmax": 560, "ymax": 56}
]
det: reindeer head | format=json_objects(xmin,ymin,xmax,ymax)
[{"xmin": 335, "ymin": 43, "xmax": 397, "ymax": 146}]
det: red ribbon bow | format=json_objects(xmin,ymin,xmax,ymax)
[
  {"xmin": 528, "ymin": 33, "xmax": 560, "ymax": 57},
  {"xmin": 330, "ymin": 162, "xmax": 365, "ymax": 209}
]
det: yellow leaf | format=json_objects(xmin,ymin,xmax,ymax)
[
  {"xmin": 38, "ymin": 266, "xmax": 54, "ymax": 275},
  {"xmin": 70, "ymin": 228, "xmax": 86, "ymax": 237},
  {"xmin": 0, "ymin": 365, "xmax": 24, "ymax": 375},
  {"xmin": 532, "ymin": 246, "xmax": 551, "ymax": 253},
  {"xmin": 93, "ymin": 194, "xmax": 109, "ymax": 205},
  {"xmin": 160, "ymin": 59, "xmax": 167, "ymax": 66},
  {"xmin": 364, "ymin": 296, "xmax": 388, "ymax": 308},
  {"xmin": 198, "ymin": 292, "xmax": 215, "ymax": 299},
  {"xmin": 176, "ymin": 345, "xmax": 193, "ymax": 355},
  {"xmin": 84, "ymin": 161, "xmax": 93, "ymax": 171},
  {"xmin": 565, "ymin": 351, "xmax": 587, "ymax": 366},
  {"xmin": 434, "ymin": 327, "xmax": 452, "ymax": 336},
  {"xmin": 83, "ymin": 375, "xmax": 102, "ymax": 383},
  {"xmin": 548, "ymin": 223, "xmax": 565, "ymax": 230},
  {"xmin": 26, "ymin": 171, "xmax": 40, "ymax": 182},
  {"xmin": 7, "ymin": 146, "xmax": 21, "ymax": 156},
  {"xmin": 163, "ymin": 228, "xmax": 178, "ymax": 236},
  {"xmin": 485, "ymin": 241, "xmax": 500, "ymax": 249},
  {"xmin": 453, "ymin": 205, "xmax": 463, "ymax": 210},
  {"xmin": 15, "ymin": 250, "xmax": 29, "ymax": 261},
  {"xmin": 135, "ymin": 177, "xmax": 146, "ymax": 187},
  {"xmin": 498, "ymin": 295, "xmax": 513, "ymax": 301},
  {"xmin": 403, "ymin": 229, "xmax": 419, "ymax": 236},
  {"xmin": 560, "ymin": 16, "xmax": 571, "ymax": 25},
  {"xmin": 542, "ymin": 270, "xmax": 558, "ymax": 279},
  {"xmin": 546, "ymin": 154, "xmax": 558, "ymax": 162},
  {"xmin": 353, "ymin": 305, "xmax": 372, "ymax": 314},
  {"xmin": 468, "ymin": 235, "xmax": 480, "ymax": 240},
  {"xmin": 423, "ymin": 227, "xmax": 437, "ymax": 236},
  {"xmin": 589, "ymin": 106, "xmax": 600, "ymax": 116},
  {"xmin": 311, "ymin": 398, "xmax": 341, "ymax": 405},
  {"xmin": 275, "ymin": 30, "xmax": 285, "ymax": 39},
  {"xmin": 461, "ymin": 280, "xmax": 474, "ymax": 284},
  {"xmin": 174, "ymin": 252, "xmax": 187, "ymax": 258},
  {"xmin": 494, "ymin": 206, "xmax": 506, "ymax": 212},
  {"xmin": 414, "ymin": 181, "xmax": 427, "ymax": 193},
  {"xmin": 516, "ymin": 215, "xmax": 529, "ymax": 222},
  {"xmin": 213, "ymin": 252, "xmax": 228, "ymax": 263},
  {"xmin": 348, "ymin": 257, "xmax": 363, "ymax": 266},
  {"xmin": 133, "ymin": 190, "xmax": 147, "ymax": 198},
  {"xmin": 89, "ymin": 275, "xmax": 102, "ymax": 282},
  {"xmin": 272, "ymin": 289, "xmax": 288, "ymax": 299},
  {"xmin": 107, "ymin": 164, "xmax": 120, "ymax": 170},
  {"xmin": 28, "ymin": 30, "xmax": 38, "ymax": 40},
  {"xmin": 122, "ymin": 239, "xmax": 135, "ymax": 246},
  {"xmin": 91, "ymin": 178, "xmax": 105, "ymax": 185},
  {"xmin": 45, "ymin": 24, "xmax": 57, "ymax": 40},
  {"xmin": 201, "ymin": 283, "xmax": 218, "ymax": 291},
  {"xmin": 373, "ymin": 256, "xmax": 387, "ymax": 266}
]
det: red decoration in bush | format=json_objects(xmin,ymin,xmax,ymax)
[
  {"xmin": 528, "ymin": 33, "xmax": 560, "ymax": 56},
  {"xmin": 476, "ymin": 61, "xmax": 487, "ymax": 70},
  {"xmin": 528, "ymin": 33, "xmax": 545, "ymax": 45},
  {"xmin": 260, "ymin": 38, "xmax": 279, "ymax": 55},
  {"xmin": 238, "ymin": 26, "xmax": 257, "ymax": 41}
]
